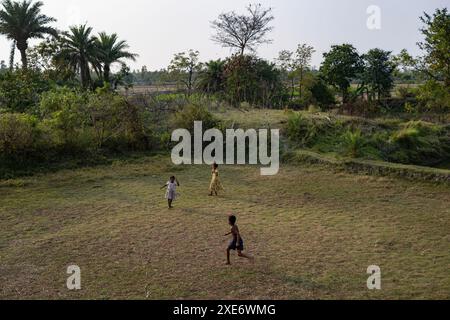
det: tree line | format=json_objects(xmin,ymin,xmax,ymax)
[
  {"xmin": 0, "ymin": 0, "xmax": 137, "ymax": 89},
  {"xmin": 135, "ymin": 4, "xmax": 449, "ymax": 114},
  {"xmin": 0, "ymin": 1, "xmax": 448, "ymax": 177}
]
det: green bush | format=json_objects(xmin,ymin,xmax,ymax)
[
  {"xmin": 86, "ymin": 89, "xmax": 151, "ymax": 151},
  {"xmin": 416, "ymin": 80, "xmax": 450, "ymax": 115},
  {"xmin": 171, "ymin": 104, "xmax": 220, "ymax": 133},
  {"xmin": 396, "ymin": 86, "xmax": 417, "ymax": 100},
  {"xmin": 286, "ymin": 113, "xmax": 315, "ymax": 146},
  {"xmin": 286, "ymin": 113, "xmax": 341, "ymax": 148},
  {"xmin": 0, "ymin": 69, "xmax": 51, "ymax": 113},
  {"xmin": 310, "ymin": 79, "xmax": 336, "ymax": 109},
  {"xmin": 388, "ymin": 121, "xmax": 449, "ymax": 166},
  {"xmin": 0, "ymin": 113, "xmax": 42, "ymax": 157},
  {"xmin": 39, "ymin": 87, "xmax": 90, "ymax": 149},
  {"xmin": 223, "ymin": 55, "xmax": 287, "ymax": 108},
  {"xmin": 338, "ymin": 129, "xmax": 380, "ymax": 159}
]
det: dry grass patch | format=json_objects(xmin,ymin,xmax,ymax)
[{"xmin": 1, "ymin": 156, "xmax": 449, "ymax": 299}]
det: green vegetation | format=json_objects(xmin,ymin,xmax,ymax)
[
  {"xmin": 285, "ymin": 113, "xmax": 450, "ymax": 167},
  {"xmin": 0, "ymin": 1, "xmax": 449, "ymax": 301},
  {"xmin": 0, "ymin": 1, "xmax": 448, "ymax": 179}
]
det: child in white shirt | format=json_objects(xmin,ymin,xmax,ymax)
[{"xmin": 161, "ymin": 176, "xmax": 180, "ymax": 209}]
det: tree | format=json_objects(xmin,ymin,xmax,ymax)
[
  {"xmin": 60, "ymin": 24, "xmax": 97, "ymax": 89},
  {"xmin": 419, "ymin": 8, "xmax": 450, "ymax": 86},
  {"xmin": 211, "ymin": 3, "xmax": 274, "ymax": 56},
  {"xmin": 277, "ymin": 50, "xmax": 296, "ymax": 100},
  {"xmin": 198, "ymin": 59, "xmax": 225, "ymax": 94},
  {"xmin": 0, "ymin": 0, "xmax": 57, "ymax": 70},
  {"xmin": 361, "ymin": 49, "xmax": 395, "ymax": 102},
  {"xmin": 94, "ymin": 32, "xmax": 138, "ymax": 84},
  {"xmin": 223, "ymin": 54, "xmax": 285, "ymax": 107},
  {"xmin": 320, "ymin": 44, "xmax": 363, "ymax": 103},
  {"xmin": 277, "ymin": 44, "xmax": 315, "ymax": 101},
  {"xmin": 168, "ymin": 50, "xmax": 202, "ymax": 96},
  {"xmin": 310, "ymin": 77, "xmax": 335, "ymax": 109},
  {"xmin": 295, "ymin": 44, "xmax": 315, "ymax": 100},
  {"xmin": 0, "ymin": 60, "xmax": 6, "ymax": 73},
  {"xmin": 0, "ymin": 68, "xmax": 50, "ymax": 112},
  {"xmin": 9, "ymin": 40, "xmax": 15, "ymax": 69},
  {"xmin": 26, "ymin": 36, "xmax": 76, "ymax": 84}
]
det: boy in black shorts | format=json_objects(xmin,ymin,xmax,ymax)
[{"xmin": 225, "ymin": 215, "xmax": 253, "ymax": 265}]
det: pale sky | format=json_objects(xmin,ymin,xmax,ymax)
[{"xmin": 0, "ymin": 0, "xmax": 448, "ymax": 71}]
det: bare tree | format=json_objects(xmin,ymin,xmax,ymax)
[{"xmin": 211, "ymin": 3, "xmax": 274, "ymax": 56}]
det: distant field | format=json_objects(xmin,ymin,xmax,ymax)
[
  {"xmin": 1, "ymin": 156, "xmax": 449, "ymax": 299},
  {"xmin": 119, "ymin": 84, "xmax": 180, "ymax": 95}
]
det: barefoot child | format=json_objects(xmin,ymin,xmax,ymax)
[
  {"xmin": 225, "ymin": 215, "xmax": 252, "ymax": 265},
  {"xmin": 161, "ymin": 176, "xmax": 180, "ymax": 209},
  {"xmin": 209, "ymin": 163, "xmax": 224, "ymax": 196}
]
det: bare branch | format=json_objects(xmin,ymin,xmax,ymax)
[{"xmin": 211, "ymin": 3, "xmax": 274, "ymax": 55}]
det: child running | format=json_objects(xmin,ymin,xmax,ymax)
[
  {"xmin": 225, "ymin": 214, "xmax": 253, "ymax": 265},
  {"xmin": 161, "ymin": 176, "xmax": 180, "ymax": 209}
]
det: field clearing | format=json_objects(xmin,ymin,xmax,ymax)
[{"xmin": 1, "ymin": 156, "xmax": 449, "ymax": 299}]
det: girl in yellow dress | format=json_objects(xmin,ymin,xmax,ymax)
[{"xmin": 209, "ymin": 163, "xmax": 224, "ymax": 196}]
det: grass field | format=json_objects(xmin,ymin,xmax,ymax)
[{"xmin": 1, "ymin": 155, "xmax": 449, "ymax": 300}]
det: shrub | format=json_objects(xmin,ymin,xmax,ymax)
[
  {"xmin": 396, "ymin": 86, "xmax": 417, "ymax": 100},
  {"xmin": 86, "ymin": 90, "xmax": 150, "ymax": 150},
  {"xmin": 0, "ymin": 69, "xmax": 51, "ymax": 113},
  {"xmin": 0, "ymin": 113, "xmax": 41, "ymax": 157},
  {"xmin": 286, "ymin": 113, "xmax": 314, "ymax": 147},
  {"xmin": 39, "ymin": 87, "xmax": 90, "ymax": 149},
  {"xmin": 171, "ymin": 104, "xmax": 220, "ymax": 133},
  {"xmin": 310, "ymin": 79, "xmax": 336, "ymax": 109},
  {"xmin": 388, "ymin": 121, "xmax": 449, "ymax": 166},
  {"xmin": 340, "ymin": 130, "xmax": 365, "ymax": 158},
  {"xmin": 340, "ymin": 99, "xmax": 380, "ymax": 117},
  {"xmin": 223, "ymin": 54, "xmax": 287, "ymax": 108},
  {"xmin": 416, "ymin": 80, "xmax": 450, "ymax": 115}
]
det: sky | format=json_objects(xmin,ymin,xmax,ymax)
[{"xmin": 0, "ymin": 0, "xmax": 448, "ymax": 71}]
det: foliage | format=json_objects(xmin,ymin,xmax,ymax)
[
  {"xmin": 197, "ymin": 59, "xmax": 225, "ymax": 94},
  {"xmin": 85, "ymin": 88, "xmax": 150, "ymax": 150},
  {"xmin": 170, "ymin": 104, "xmax": 220, "ymax": 133},
  {"xmin": 418, "ymin": 8, "xmax": 450, "ymax": 86},
  {"xmin": 389, "ymin": 121, "xmax": 449, "ymax": 166},
  {"xmin": 285, "ymin": 113, "xmax": 450, "ymax": 166},
  {"xmin": 277, "ymin": 44, "xmax": 315, "ymax": 101},
  {"xmin": 361, "ymin": 49, "xmax": 396, "ymax": 101},
  {"xmin": 39, "ymin": 86, "xmax": 88, "ymax": 148},
  {"xmin": 310, "ymin": 78, "xmax": 335, "ymax": 109},
  {"xmin": 59, "ymin": 24, "xmax": 97, "ymax": 89},
  {"xmin": 94, "ymin": 32, "xmax": 138, "ymax": 84},
  {"xmin": 339, "ymin": 129, "xmax": 379, "ymax": 159},
  {"xmin": 222, "ymin": 54, "xmax": 286, "ymax": 108},
  {"xmin": 285, "ymin": 113, "xmax": 317, "ymax": 147},
  {"xmin": 416, "ymin": 80, "xmax": 450, "ymax": 114},
  {"xmin": 0, "ymin": 0, "xmax": 57, "ymax": 69},
  {"xmin": 27, "ymin": 36, "xmax": 77, "ymax": 85},
  {"xmin": 168, "ymin": 50, "xmax": 202, "ymax": 96},
  {"xmin": 0, "ymin": 112, "xmax": 41, "ymax": 156},
  {"xmin": 0, "ymin": 69, "xmax": 51, "ymax": 112},
  {"xmin": 320, "ymin": 44, "xmax": 363, "ymax": 103}
]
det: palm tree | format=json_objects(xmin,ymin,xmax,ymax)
[
  {"xmin": 0, "ymin": 0, "xmax": 57, "ymax": 69},
  {"xmin": 94, "ymin": 32, "xmax": 138, "ymax": 84},
  {"xmin": 60, "ymin": 24, "xmax": 97, "ymax": 89},
  {"xmin": 9, "ymin": 40, "xmax": 15, "ymax": 70}
]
